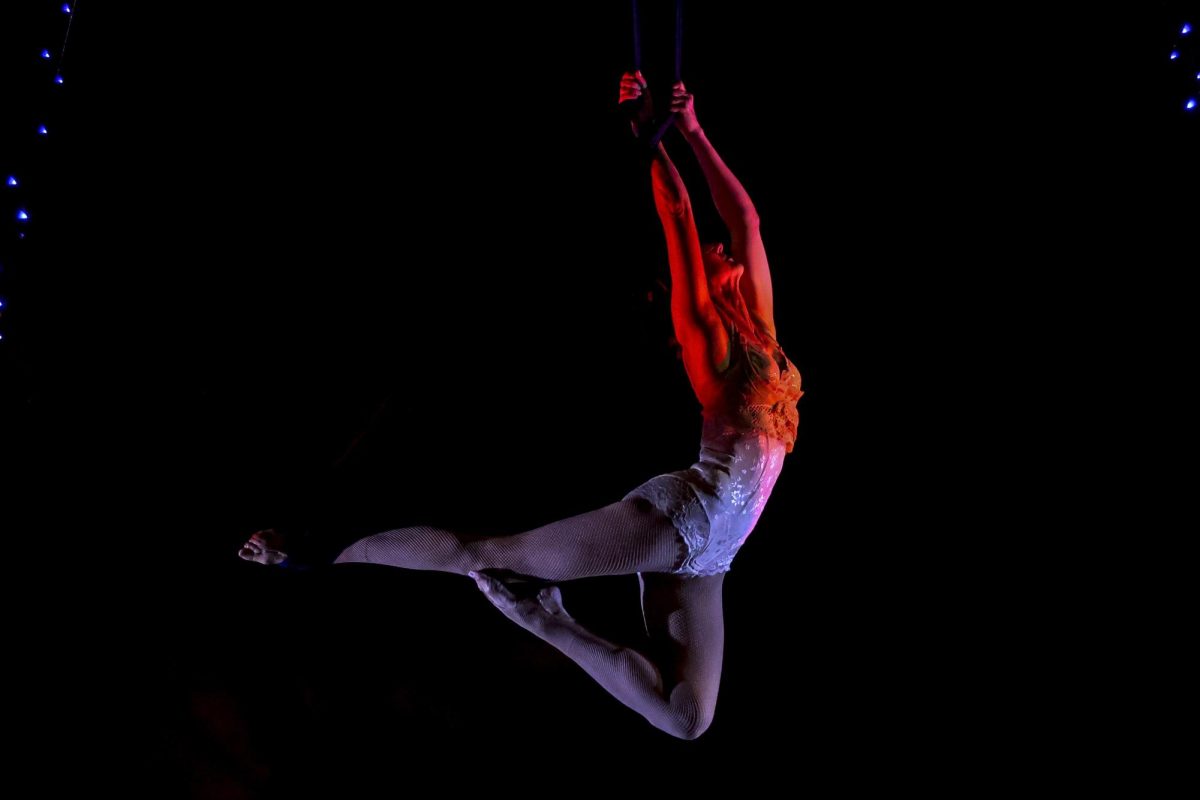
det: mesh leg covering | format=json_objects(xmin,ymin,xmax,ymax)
[{"xmin": 333, "ymin": 498, "xmax": 686, "ymax": 580}]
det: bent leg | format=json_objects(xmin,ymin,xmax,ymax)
[
  {"xmin": 334, "ymin": 498, "xmax": 684, "ymax": 581},
  {"xmin": 474, "ymin": 571, "xmax": 725, "ymax": 740},
  {"xmin": 635, "ymin": 572, "xmax": 725, "ymax": 739}
]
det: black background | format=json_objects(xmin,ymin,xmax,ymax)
[{"xmin": 1, "ymin": 2, "xmax": 1194, "ymax": 796}]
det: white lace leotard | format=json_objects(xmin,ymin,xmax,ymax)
[{"xmin": 623, "ymin": 303, "xmax": 803, "ymax": 577}]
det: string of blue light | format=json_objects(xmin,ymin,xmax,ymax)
[
  {"xmin": 1169, "ymin": 18, "xmax": 1197, "ymax": 112},
  {"xmin": 1, "ymin": 2, "xmax": 79, "ymax": 344}
]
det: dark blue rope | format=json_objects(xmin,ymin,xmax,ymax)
[
  {"xmin": 647, "ymin": 0, "xmax": 684, "ymax": 150},
  {"xmin": 632, "ymin": 0, "xmax": 642, "ymax": 72},
  {"xmin": 674, "ymin": 0, "xmax": 683, "ymax": 82}
]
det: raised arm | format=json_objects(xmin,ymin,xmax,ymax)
[
  {"xmin": 671, "ymin": 83, "xmax": 775, "ymax": 336},
  {"xmin": 620, "ymin": 72, "xmax": 727, "ymax": 382},
  {"xmin": 650, "ymin": 144, "xmax": 723, "ymax": 341}
]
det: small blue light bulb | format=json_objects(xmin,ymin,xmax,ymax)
[
  {"xmin": 1187, "ymin": 98, "xmax": 1197, "ymax": 111},
  {"xmin": 41, "ymin": 49, "xmax": 51, "ymax": 59},
  {"xmin": 1170, "ymin": 50, "xmax": 1180, "ymax": 60},
  {"xmin": 17, "ymin": 209, "xmax": 29, "ymax": 221},
  {"xmin": 37, "ymin": 125, "xmax": 48, "ymax": 135},
  {"xmin": 54, "ymin": 74, "xmax": 64, "ymax": 85},
  {"xmin": 62, "ymin": 3, "xmax": 72, "ymax": 13},
  {"xmin": 6, "ymin": 176, "xmax": 17, "ymax": 187},
  {"xmin": 1183, "ymin": 23, "xmax": 1193, "ymax": 35}
]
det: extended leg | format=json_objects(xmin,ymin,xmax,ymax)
[
  {"xmin": 474, "ymin": 570, "xmax": 725, "ymax": 740},
  {"xmin": 333, "ymin": 497, "xmax": 684, "ymax": 581}
]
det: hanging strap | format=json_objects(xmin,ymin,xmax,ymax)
[
  {"xmin": 632, "ymin": 0, "xmax": 643, "ymax": 73},
  {"xmin": 646, "ymin": 0, "xmax": 684, "ymax": 150},
  {"xmin": 620, "ymin": 0, "xmax": 646, "ymax": 123},
  {"xmin": 674, "ymin": 0, "xmax": 684, "ymax": 83}
]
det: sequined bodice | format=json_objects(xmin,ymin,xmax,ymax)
[{"xmin": 702, "ymin": 306, "xmax": 803, "ymax": 453}]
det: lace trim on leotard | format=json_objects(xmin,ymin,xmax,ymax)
[{"xmin": 622, "ymin": 475, "xmax": 716, "ymax": 577}]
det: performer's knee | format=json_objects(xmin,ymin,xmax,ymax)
[{"xmin": 664, "ymin": 692, "xmax": 715, "ymax": 740}]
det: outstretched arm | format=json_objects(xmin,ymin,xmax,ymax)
[
  {"xmin": 472, "ymin": 571, "xmax": 724, "ymax": 740},
  {"xmin": 671, "ymin": 83, "xmax": 776, "ymax": 336},
  {"xmin": 620, "ymin": 71, "xmax": 726, "ymax": 377},
  {"xmin": 651, "ymin": 143, "xmax": 724, "ymax": 346}
]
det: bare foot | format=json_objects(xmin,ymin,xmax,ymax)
[
  {"xmin": 237, "ymin": 529, "xmax": 289, "ymax": 566},
  {"xmin": 470, "ymin": 570, "xmax": 573, "ymax": 631}
]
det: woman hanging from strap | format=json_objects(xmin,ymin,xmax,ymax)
[{"xmin": 238, "ymin": 10, "xmax": 802, "ymax": 740}]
